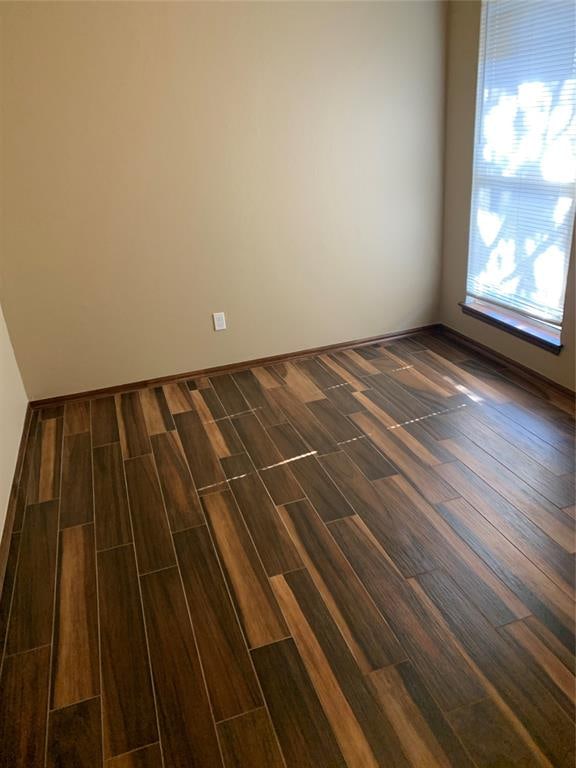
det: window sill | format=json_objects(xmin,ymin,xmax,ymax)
[{"xmin": 459, "ymin": 299, "xmax": 563, "ymax": 355}]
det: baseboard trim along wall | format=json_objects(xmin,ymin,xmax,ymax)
[
  {"xmin": 28, "ymin": 322, "xmax": 575, "ymax": 409},
  {"xmin": 29, "ymin": 323, "xmax": 442, "ymax": 408},
  {"xmin": 442, "ymin": 326, "xmax": 576, "ymax": 399}
]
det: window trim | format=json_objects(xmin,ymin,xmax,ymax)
[
  {"xmin": 462, "ymin": 0, "xmax": 575, "ymax": 343},
  {"xmin": 459, "ymin": 297, "xmax": 563, "ymax": 354}
]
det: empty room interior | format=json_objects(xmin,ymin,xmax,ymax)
[{"xmin": 0, "ymin": 1, "xmax": 575, "ymax": 766}]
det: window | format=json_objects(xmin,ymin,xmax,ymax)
[{"xmin": 463, "ymin": 0, "xmax": 576, "ymax": 351}]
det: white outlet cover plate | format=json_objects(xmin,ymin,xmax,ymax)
[{"xmin": 213, "ymin": 312, "xmax": 226, "ymax": 331}]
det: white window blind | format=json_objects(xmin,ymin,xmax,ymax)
[{"xmin": 467, "ymin": 0, "xmax": 576, "ymax": 328}]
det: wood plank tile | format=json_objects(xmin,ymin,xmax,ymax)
[
  {"xmin": 307, "ymin": 398, "xmax": 362, "ymax": 443},
  {"xmin": 0, "ymin": 533, "xmax": 20, "ymax": 646},
  {"xmin": 272, "ymin": 361, "xmax": 325, "ymax": 401},
  {"xmin": 370, "ymin": 473, "xmax": 527, "ymax": 624},
  {"xmin": 220, "ymin": 452, "xmax": 255, "ymax": 480},
  {"xmin": 407, "ymin": 347, "xmax": 468, "ymax": 386},
  {"xmin": 106, "ymin": 744, "xmax": 162, "ymax": 768},
  {"xmin": 414, "ymin": 349, "xmax": 508, "ymax": 404},
  {"xmin": 210, "ymin": 374, "xmax": 250, "ymax": 415},
  {"xmin": 411, "ymin": 410, "xmax": 462, "ymax": 441},
  {"xmin": 447, "ymin": 408, "xmax": 575, "ymax": 508},
  {"xmin": 64, "ymin": 400, "xmax": 90, "ymax": 436},
  {"xmin": 203, "ymin": 490, "xmax": 288, "ymax": 648},
  {"xmin": 447, "ymin": 697, "xmax": 547, "ymax": 768},
  {"xmin": 280, "ymin": 499, "xmax": 404, "ymax": 672},
  {"xmin": 355, "ymin": 346, "xmax": 398, "ymax": 372},
  {"xmin": 436, "ymin": 495, "xmax": 575, "ymax": 653},
  {"xmin": 201, "ymin": 420, "xmax": 232, "ymax": 459},
  {"xmin": 196, "ymin": 481, "xmax": 229, "ymax": 498},
  {"xmin": 229, "ymin": 472, "xmax": 302, "ymax": 576},
  {"xmin": 190, "ymin": 387, "xmax": 227, "ymax": 422},
  {"xmin": 218, "ymin": 707, "xmax": 285, "ymax": 768},
  {"xmin": 1, "ymin": 482, "xmax": 18, "ymax": 581},
  {"xmin": 365, "ymin": 373, "xmax": 434, "ymax": 422},
  {"xmin": 194, "ymin": 375, "xmax": 213, "ymax": 389},
  {"xmin": 325, "ymin": 383, "xmax": 367, "ymax": 414},
  {"xmin": 116, "ymin": 392, "xmax": 152, "ymax": 459},
  {"xmin": 470, "ymin": 403, "xmax": 574, "ymax": 476},
  {"xmin": 98, "ymin": 544, "xmax": 157, "ymax": 758},
  {"xmin": 60, "ymin": 432, "xmax": 93, "ymax": 528},
  {"xmin": 91, "ymin": 396, "xmax": 120, "ymax": 447},
  {"xmin": 260, "ymin": 464, "xmax": 304, "ymax": 505},
  {"xmin": 0, "ymin": 646, "xmax": 50, "ymax": 767},
  {"xmin": 231, "ymin": 412, "xmax": 283, "ymax": 468},
  {"xmin": 353, "ymin": 411, "xmax": 458, "ymax": 504},
  {"xmin": 319, "ymin": 353, "xmax": 368, "ymax": 391},
  {"xmin": 395, "ymin": 421, "xmax": 456, "ymax": 465},
  {"xmin": 501, "ymin": 620, "xmax": 575, "ymax": 719},
  {"xmin": 139, "ymin": 386, "xmax": 175, "ymax": 435},
  {"xmin": 362, "ymin": 342, "xmax": 411, "ymax": 366},
  {"xmin": 388, "ymin": 365, "xmax": 456, "ymax": 411},
  {"xmin": 3, "ymin": 333, "xmax": 574, "ymax": 765},
  {"xmin": 297, "ymin": 356, "xmax": 344, "ymax": 389},
  {"xmin": 27, "ymin": 417, "xmax": 63, "ymax": 504},
  {"xmin": 331, "ymin": 462, "xmax": 437, "ymax": 577},
  {"xmin": 269, "ymin": 386, "xmax": 337, "ymax": 454},
  {"xmin": 369, "ymin": 662, "xmax": 475, "ymax": 768},
  {"xmin": 6, "ymin": 500, "xmax": 58, "ymax": 654},
  {"xmin": 232, "ymin": 369, "xmax": 268, "ymax": 408},
  {"xmin": 352, "ymin": 389, "xmax": 397, "ymax": 427},
  {"xmin": 12, "ymin": 409, "xmax": 39, "ymax": 532},
  {"xmin": 93, "ymin": 443, "xmax": 132, "ymax": 551},
  {"xmin": 124, "ymin": 454, "xmax": 175, "ymax": 574},
  {"xmin": 493, "ymin": 400, "xmax": 575, "ymax": 457},
  {"xmin": 335, "ymin": 348, "xmax": 380, "ymax": 376},
  {"xmin": 417, "ymin": 569, "xmax": 574, "ymax": 767},
  {"xmin": 174, "ymin": 526, "xmax": 262, "ymax": 721},
  {"xmin": 436, "ymin": 460, "xmax": 574, "ymax": 591},
  {"xmin": 460, "ymin": 356, "xmax": 571, "ymax": 415},
  {"xmin": 522, "ymin": 615, "xmax": 575, "ymax": 674},
  {"xmin": 40, "ymin": 404, "xmax": 65, "ymax": 420},
  {"xmin": 163, "ymin": 381, "xmax": 196, "ymax": 414},
  {"xmin": 47, "ymin": 697, "xmax": 102, "ymax": 768},
  {"xmin": 273, "ymin": 569, "xmax": 410, "ymax": 768},
  {"xmin": 151, "ymin": 431, "xmax": 204, "ymax": 532},
  {"xmin": 267, "ymin": 422, "xmax": 310, "ymax": 460},
  {"xmin": 413, "ymin": 334, "xmax": 469, "ymax": 362},
  {"xmin": 51, "ymin": 524, "xmax": 99, "ymax": 709},
  {"xmin": 140, "ymin": 566, "xmax": 223, "ymax": 768},
  {"xmin": 289, "ymin": 454, "xmax": 355, "ymax": 523},
  {"xmin": 329, "ymin": 516, "xmax": 486, "ymax": 711},
  {"xmin": 492, "ymin": 363, "xmax": 575, "ymax": 417},
  {"xmin": 253, "ymin": 365, "xmax": 284, "ymax": 389},
  {"xmin": 174, "ymin": 409, "xmax": 226, "ymax": 489},
  {"xmin": 441, "ymin": 435, "xmax": 574, "ymax": 552},
  {"xmin": 203, "ymin": 418, "xmax": 244, "ymax": 459},
  {"xmin": 342, "ymin": 436, "xmax": 397, "ymax": 480},
  {"xmin": 251, "ymin": 638, "xmax": 346, "ymax": 768},
  {"xmin": 232, "ymin": 370, "xmax": 285, "ymax": 426}
]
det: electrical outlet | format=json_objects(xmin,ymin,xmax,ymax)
[{"xmin": 212, "ymin": 312, "xmax": 227, "ymax": 331}]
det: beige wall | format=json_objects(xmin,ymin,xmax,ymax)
[
  {"xmin": 441, "ymin": 0, "xmax": 575, "ymax": 391},
  {"xmin": 0, "ymin": 303, "xmax": 28, "ymax": 531},
  {"xmin": 1, "ymin": 7, "xmax": 28, "ymax": 529},
  {"xmin": 0, "ymin": 1, "xmax": 445, "ymax": 400}
]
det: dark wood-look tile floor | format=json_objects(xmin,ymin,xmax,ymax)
[{"xmin": 1, "ymin": 332, "xmax": 574, "ymax": 767}]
